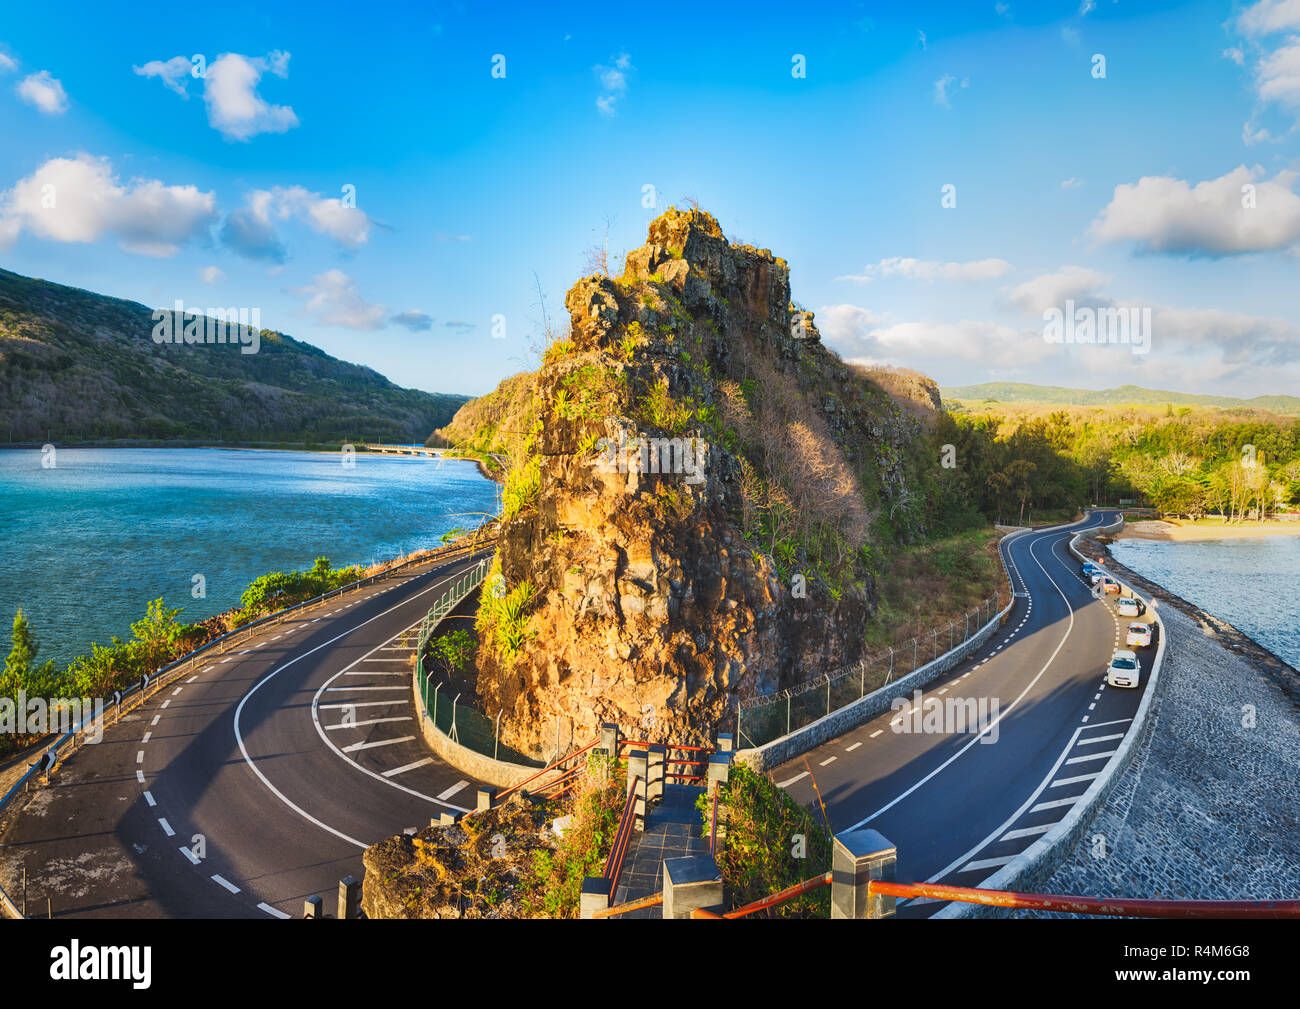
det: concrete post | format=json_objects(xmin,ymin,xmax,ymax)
[
  {"xmin": 477, "ymin": 787, "xmax": 494, "ymax": 812},
  {"xmin": 662, "ymin": 855, "xmax": 723, "ymax": 919},
  {"xmin": 337, "ymin": 876, "xmax": 362, "ymax": 920},
  {"xmin": 437, "ymin": 811, "xmax": 457, "ymax": 826},
  {"xmin": 626, "ymin": 749, "xmax": 648, "ymax": 830},
  {"xmin": 580, "ymin": 876, "xmax": 611, "ymax": 919},
  {"xmin": 831, "ymin": 828, "xmax": 897, "ymax": 919},
  {"xmin": 600, "ymin": 722, "xmax": 619, "ymax": 756},
  {"xmin": 715, "ymin": 732, "xmax": 734, "ymax": 753},
  {"xmin": 707, "ymin": 751, "xmax": 732, "ymax": 797},
  {"xmin": 303, "ymin": 895, "xmax": 323, "ymax": 919},
  {"xmin": 646, "ymin": 744, "xmax": 666, "ymax": 806}
]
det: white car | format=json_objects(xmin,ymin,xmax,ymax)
[
  {"xmin": 1125, "ymin": 622, "xmax": 1153, "ymax": 648},
  {"xmin": 1116, "ymin": 597, "xmax": 1146, "ymax": 618},
  {"xmin": 1106, "ymin": 649, "xmax": 1141, "ymax": 688}
]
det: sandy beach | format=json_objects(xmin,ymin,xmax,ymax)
[{"xmin": 1115, "ymin": 518, "xmax": 1300, "ymax": 541}]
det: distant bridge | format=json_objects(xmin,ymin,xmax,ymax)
[{"xmin": 360, "ymin": 443, "xmax": 443, "ymax": 456}]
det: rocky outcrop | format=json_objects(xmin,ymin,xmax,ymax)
[{"xmin": 468, "ymin": 208, "xmax": 932, "ymax": 753}]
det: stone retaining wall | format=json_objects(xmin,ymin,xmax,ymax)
[{"xmin": 735, "ymin": 527, "xmax": 1033, "ymax": 774}]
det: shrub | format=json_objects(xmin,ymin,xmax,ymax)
[{"xmin": 702, "ymin": 762, "xmax": 832, "ymax": 917}]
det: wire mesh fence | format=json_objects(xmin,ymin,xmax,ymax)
[
  {"xmin": 413, "ymin": 557, "xmax": 549, "ymax": 768},
  {"xmin": 736, "ymin": 593, "xmax": 1003, "ymax": 749}
]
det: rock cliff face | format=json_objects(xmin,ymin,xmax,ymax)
[{"xmin": 464, "ymin": 209, "xmax": 935, "ymax": 752}]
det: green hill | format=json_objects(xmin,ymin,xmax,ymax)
[
  {"xmin": 941, "ymin": 382, "xmax": 1300, "ymax": 415},
  {"xmin": 0, "ymin": 267, "xmax": 467, "ymax": 443}
]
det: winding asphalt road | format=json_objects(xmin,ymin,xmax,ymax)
[
  {"xmin": 0, "ymin": 549, "xmax": 491, "ymax": 919},
  {"xmin": 773, "ymin": 510, "xmax": 1159, "ymax": 917}
]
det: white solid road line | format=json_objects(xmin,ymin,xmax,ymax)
[
  {"xmin": 961, "ymin": 855, "xmax": 1015, "ymax": 873},
  {"xmin": 325, "ymin": 685, "xmax": 406, "ymax": 692},
  {"xmin": 233, "ymin": 564, "xmax": 479, "ymax": 850},
  {"xmin": 211, "ymin": 874, "xmax": 240, "ymax": 894},
  {"xmin": 259, "ymin": 902, "xmax": 291, "ymax": 919},
  {"xmin": 1030, "ymin": 796, "xmax": 1078, "ymax": 813},
  {"xmin": 1052, "ymin": 771, "xmax": 1102, "ymax": 788},
  {"xmin": 1065, "ymin": 749, "xmax": 1117, "ymax": 765},
  {"xmin": 384, "ymin": 758, "xmax": 436, "ymax": 778},
  {"xmin": 1076, "ymin": 732, "xmax": 1123, "ymax": 745},
  {"xmin": 317, "ymin": 700, "xmax": 400, "ymax": 710},
  {"xmin": 435, "ymin": 778, "xmax": 469, "ymax": 797},
  {"xmin": 1001, "ymin": 823, "xmax": 1053, "ymax": 842},
  {"xmin": 343, "ymin": 735, "xmax": 416, "ymax": 753},
  {"xmin": 844, "ymin": 520, "xmax": 1090, "ymax": 831},
  {"xmin": 343, "ymin": 671, "xmax": 407, "ymax": 677},
  {"xmin": 777, "ymin": 771, "xmax": 809, "ymax": 788},
  {"xmin": 325, "ymin": 716, "xmax": 412, "ymax": 731}
]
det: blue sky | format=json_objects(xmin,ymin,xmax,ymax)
[{"xmin": 2, "ymin": 0, "xmax": 1299, "ymax": 399}]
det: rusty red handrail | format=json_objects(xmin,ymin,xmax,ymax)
[
  {"xmin": 496, "ymin": 738, "xmax": 598, "ymax": 802},
  {"xmin": 693, "ymin": 872, "xmax": 834, "ymax": 919},
  {"xmin": 619, "ymin": 740, "xmax": 713, "ymax": 753},
  {"xmin": 603, "ymin": 776, "xmax": 640, "ymax": 896},
  {"xmin": 593, "ymin": 892, "xmax": 662, "ymax": 919},
  {"xmin": 870, "ymin": 881, "xmax": 1300, "ymax": 918}
]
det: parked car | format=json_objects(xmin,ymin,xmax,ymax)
[
  {"xmin": 1116, "ymin": 597, "xmax": 1146, "ymax": 618},
  {"xmin": 1106, "ymin": 649, "xmax": 1141, "ymax": 688},
  {"xmin": 1099, "ymin": 577, "xmax": 1121, "ymax": 594},
  {"xmin": 1125, "ymin": 622, "xmax": 1153, "ymax": 647}
]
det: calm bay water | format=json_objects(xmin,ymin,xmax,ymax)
[
  {"xmin": 1110, "ymin": 535, "xmax": 1300, "ymax": 667},
  {"xmin": 0, "ymin": 447, "xmax": 499, "ymax": 667}
]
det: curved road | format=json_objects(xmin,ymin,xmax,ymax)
[
  {"xmin": 772, "ymin": 510, "xmax": 1159, "ymax": 917},
  {"xmin": 4, "ymin": 512, "xmax": 1154, "ymax": 919},
  {"xmin": 0, "ymin": 549, "xmax": 492, "ymax": 918}
]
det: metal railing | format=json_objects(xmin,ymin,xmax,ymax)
[
  {"xmin": 0, "ymin": 536, "xmax": 485, "ymax": 919},
  {"xmin": 875, "ymin": 881, "xmax": 1300, "ymax": 918},
  {"xmin": 604, "ymin": 777, "xmax": 640, "ymax": 897},
  {"xmin": 735, "ymin": 592, "xmax": 1002, "ymax": 749}
]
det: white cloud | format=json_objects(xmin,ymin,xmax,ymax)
[
  {"xmin": 134, "ymin": 56, "xmax": 193, "ymax": 97},
  {"xmin": 1060, "ymin": 177, "xmax": 1084, "ymax": 189},
  {"xmin": 1008, "ymin": 266, "xmax": 1109, "ymax": 314},
  {"xmin": 392, "ymin": 311, "xmax": 432, "ymax": 331},
  {"xmin": 1079, "ymin": 0, "xmax": 1096, "ymax": 15},
  {"xmin": 933, "ymin": 74, "xmax": 968, "ymax": 108},
  {"xmin": 1253, "ymin": 36, "xmax": 1300, "ymax": 115},
  {"xmin": 1242, "ymin": 120, "xmax": 1279, "ymax": 144},
  {"xmin": 205, "ymin": 51, "xmax": 297, "ymax": 140},
  {"xmin": 0, "ymin": 52, "xmax": 17, "ymax": 73},
  {"xmin": 595, "ymin": 52, "xmax": 633, "ymax": 117},
  {"xmin": 1237, "ymin": 0, "xmax": 1300, "ymax": 36},
  {"xmin": 820, "ymin": 306, "xmax": 1050, "ymax": 370},
  {"xmin": 1089, "ymin": 165, "xmax": 1300, "ymax": 256},
  {"xmin": 288, "ymin": 269, "xmax": 387, "ymax": 330},
  {"xmin": 221, "ymin": 185, "xmax": 370, "ymax": 261},
  {"xmin": 17, "ymin": 70, "xmax": 68, "ymax": 114},
  {"xmin": 837, "ymin": 256, "xmax": 1013, "ymax": 284},
  {"xmin": 0, "ymin": 153, "xmax": 217, "ymax": 256},
  {"xmin": 918, "ymin": 30, "xmax": 928, "ymax": 51},
  {"xmin": 198, "ymin": 265, "xmax": 224, "ymax": 284},
  {"xmin": 995, "ymin": 3, "xmax": 1013, "ymax": 20},
  {"xmin": 1224, "ymin": 46, "xmax": 1246, "ymax": 65}
]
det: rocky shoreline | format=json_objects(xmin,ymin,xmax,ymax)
[{"xmin": 1018, "ymin": 537, "xmax": 1300, "ymax": 913}]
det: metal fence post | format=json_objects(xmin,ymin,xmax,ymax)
[
  {"xmin": 826, "ymin": 677, "xmax": 831, "ymax": 717},
  {"xmin": 912, "ymin": 638, "xmax": 917, "ymax": 670},
  {"xmin": 494, "ymin": 709, "xmax": 502, "ymax": 761},
  {"xmin": 786, "ymin": 694, "xmax": 791, "ymax": 736}
]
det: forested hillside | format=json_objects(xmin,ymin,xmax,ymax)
[{"xmin": 0, "ymin": 267, "xmax": 467, "ymax": 443}]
